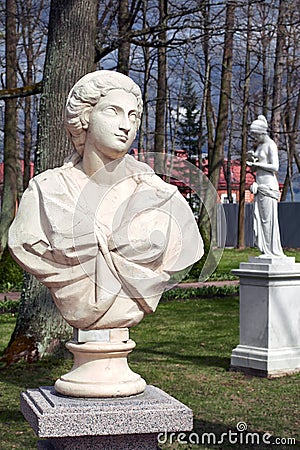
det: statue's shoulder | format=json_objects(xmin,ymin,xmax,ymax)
[
  {"xmin": 125, "ymin": 155, "xmax": 177, "ymax": 195},
  {"xmin": 29, "ymin": 164, "xmax": 73, "ymax": 188},
  {"xmin": 267, "ymin": 137, "xmax": 278, "ymax": 152},
  {"xmin": 125, "ymin": 154, "xmax": 154, "ymax": 174}
]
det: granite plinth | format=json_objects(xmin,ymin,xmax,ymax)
[
  {"xmin": 230, "ymin": 257, "xmax": 300, "ymax": 377},
  {"xmin": 21, "ymin": 385, "xmax": 193, "ymax": 449}
]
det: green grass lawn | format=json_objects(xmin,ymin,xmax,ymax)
[
  {"xmin": 0, "ymin": 295, "xmax": 299, "ymax": 449},
  {"xmin": 180, "ymin": 246, "xmax": 300, "ymax": 284},
  {"xmin": 201, "ymin": 247, "xmax": 300, "ymax": 281}
]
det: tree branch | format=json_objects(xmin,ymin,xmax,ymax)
[{"xmin": 0, "ymin": 81, "xmax": 42, "ymax": 100}]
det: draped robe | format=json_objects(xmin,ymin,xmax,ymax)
[
  {"xmin": 9, "ymin": 155, "xmax": 203, "ymax": 329},
  {"xmin": 253, "ymin": 183, "xmax": 284, "ymax": 257}
]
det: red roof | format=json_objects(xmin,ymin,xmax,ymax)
[
  {"xmin": 129, "ymin": 149, "xmax": 256, "ymax": 191},
  {"xmin": 218, "ymin": 159, "xmax": 255, "ymax": 190}
]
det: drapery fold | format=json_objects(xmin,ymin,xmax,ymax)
[
  {"xmin": 9, "ymin": 155, "xmax": 203, "ymax": 329},
  {"xmin": 253, "ymin": 183, "xmax": 284, "ymax": 257}
]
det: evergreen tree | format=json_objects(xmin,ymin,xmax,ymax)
[{"xmin": 177, "ymin": 73, "xmax": 199, "ymax": 159}]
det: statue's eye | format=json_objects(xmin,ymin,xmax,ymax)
[
  {"xmin": 129, "ymin": 112, "xmax": 137, "ymax": 121},
  {"xmin": 105, "ymin": 106, "xmax": 117, "ymax": 114}
]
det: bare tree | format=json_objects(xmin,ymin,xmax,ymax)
[
  {"xmin": 117, "ymin": 0, "xmax": 131, "ymax": 74},
  {"xmin": 280, "ymin": 3, "xmax": 300, "ymax": 201},
  {"xmin": 154, "ymin": 0, "xmax": 167, "ymax": 170},
  {"xmin": 0, "ymin": 0, "xmax": 18, "ymax": 260},
  {"xmin": 209, "ymin": 1, "xmax": 235, "ymax": 192},
  {"xmin": 270, "ymin": 0, "xmax": 285, "ymax": 145},
  {"xmin": 17, "ymin": 0, "xmax": 47, "ymax": 190},
  {"xmin": 138, "ymin": 0, "xmax": 151, "ymax": 156},
  {"xmin": 3, "ymin": 0, "xmax": 99, "ymax": 363},
  {"xmin": 202, "ymin": 0, "xmax": 214, "ymax": 167},
  {"xmin": 238, "ymin": 0, "xmax": 252, "ymax": 248}
]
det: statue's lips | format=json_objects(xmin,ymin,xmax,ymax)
[{"xmin": 115, "ymin": 134, "xmax": 128, "ymax": 142}]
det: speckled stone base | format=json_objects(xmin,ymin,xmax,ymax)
[{"xmin": 21, "ymin": 385, "xmax": 193, "ymax": 450}]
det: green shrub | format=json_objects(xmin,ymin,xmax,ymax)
[
  {"xmin": 0, "ymin": 249, "xmax": 23, "ymax": 292},
  {"xmin": 162, "ymin": 284, "xmax": 238, "ymax": 301},
  {"xmin": 0, "ymin": 298, "xmax": 19, "ymax": 313}
]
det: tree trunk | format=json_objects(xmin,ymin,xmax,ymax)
[
  {"xmin": 36, "ymin": 0, "xmax": 98, "ymax": 171},
  {"xmin": 281, "ymin": 33, "xmax": 293, "ymax": 202},
  {"xmin": 261, "ymin": 2, "xmax": 269, "ymax": 118},
  {"xmin": 4, "ymin": 0, "xmax": 99, "ymax": 364},
  {"xmin": 226, "ymin": 102, "xmax": 234, "ymax": 203},
  {"xmin": 23, "ymin": 96, "xmax": 32, "ymax": 191},
  {"xmin": 209, "ymin": 1, "xmax": 235, "ymax": 192},
  {"xmin": 198, "ymin": 0, "xmax": 214, "ymax": 248},
  {"xmin": 138, "ymin": 5, "xmax": 151, "ymax": 158},
  {"xmin": 117, "ymin": 0, "xmax": 130, "ymax": 75},
  {"xmin": 270, "ymin": 0, "xmax": 285, "ymax": 145},
  {"xmin": 201, "ymin": 1, "xmax": 235, "ymax": 255},
  {"xmin": 291, "ymin": 87, "xmax": 300, "ymax": 174},
  {"xmin": 154, "ymin": 0, "xmax": 167, "ymax": 172},
  {"xmin": 238, "ymin": 1, "xmax": 252, "ymax": 248},
  {"xmin": 203, "ymin": 1, "xmax": 214, "ymax": 166},
  {"xmin": 0, "ymin": 0, "xmax": 18, "ymax": 261},
  {"xmin": 23, "ymin": 4, "xmax": 34, "ymax": 191},
  {"xmin": 280, "ymin": 12, "xmax": 299, "ymax": 202}
]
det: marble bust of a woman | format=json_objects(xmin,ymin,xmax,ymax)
[{"xmin": 9, "ymin": 70, "xmax": 204, "ymax": 331}]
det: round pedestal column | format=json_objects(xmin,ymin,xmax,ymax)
[{"xmin": 55, "ymin": 329, "xmax": 146, "ymax": 398}]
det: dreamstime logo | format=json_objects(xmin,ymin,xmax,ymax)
[
  {"xmin": 157, "ymin": 422, "xmax": 297, "ymax": 446},
  {"xmin": 72, "ymin": 152, "xmax": 226, "ymax": 298}
]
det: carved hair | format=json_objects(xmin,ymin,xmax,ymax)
[
  {"xmin": 65, "ymin": 70, "xmax": 143, "ymax": 156},
  {"xmin": 250, "ymin": 115, "xmax": 268, "ymax": 134}
]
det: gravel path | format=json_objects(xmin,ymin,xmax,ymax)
[
  {"xmin": 0, "ymin": 291, "xmax": 21, "ymax": 301},
  {"xmin": 177, "ymin": 280, "xmax": 239, "ymax": 289}
]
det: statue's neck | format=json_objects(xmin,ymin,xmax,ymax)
[{"xmin": 80, "ymin": 151, "xmax": 127, "ymax": 185}]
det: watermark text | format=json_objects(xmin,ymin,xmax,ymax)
[{"xmin": 158, "ymin": 422, "xmax": 296, "ymax": 446}]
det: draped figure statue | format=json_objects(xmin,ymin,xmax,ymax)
[{"xmin": 247, "ymin": 115, "xmax": 285, "ymax": 258}]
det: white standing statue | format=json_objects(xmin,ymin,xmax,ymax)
[
  {"xmin": 247, "ymin": 115, "xmax": 285, "ymax": 258},
  {"xmin": 8, "ymin": 70, "xmax": 203, "ymax": 397}
]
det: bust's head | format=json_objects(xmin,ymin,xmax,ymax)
[{"xmin": 65, "ymin": 71, "xmax": 143, "ymax": 156}]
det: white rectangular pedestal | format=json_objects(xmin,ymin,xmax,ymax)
[
  {"xmin": 230, "ymin": 257, "xmax": 300, "ymax": 377},
  {"xmin": 20, "ymin": 385, "xmax": 193, "ymax": 449}
]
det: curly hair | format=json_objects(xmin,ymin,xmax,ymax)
[{"xmin": 65, "ymin": 70, "xmax": 143, "ymax": 156}]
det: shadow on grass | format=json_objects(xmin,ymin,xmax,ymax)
[
  {"xmin": 134, "ymin": 346, "xmax": 231, "ymax": 370},
  {"xmin": 0, "ymin": 407, "xmax": 37, "ymax": 450},
  {"xmin": 0, "ymin": 407, "xmax": 24, "ymax": 423},
  {"xmin": 0, "ymin": 358, "xmax": 68, "ymax": 390},
  {"xmin": 161, "ymin": 419, "xmax": 299, "ymax": 450}
]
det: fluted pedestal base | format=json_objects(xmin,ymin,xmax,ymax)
[{"xmin": 55, "ymin": 328, "xmax": 146, "ymax": 398}]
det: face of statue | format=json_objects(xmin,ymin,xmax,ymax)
[
  {"xmin": 251, "ymin": 131, "xmax": 266, "ymax": 143},
  {"xmin": 84, "ymin": 88, "xmax": 139, "ymax": 161}
]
